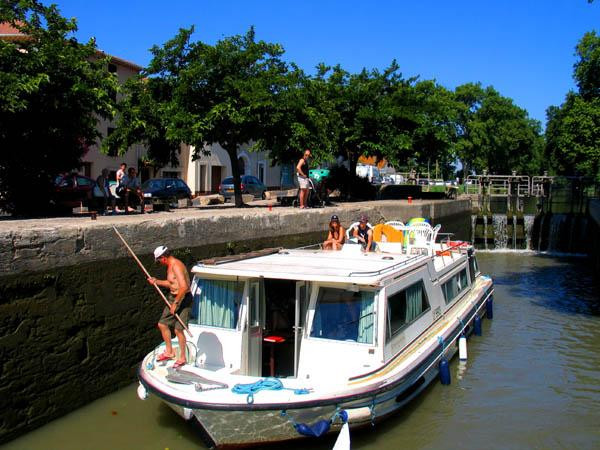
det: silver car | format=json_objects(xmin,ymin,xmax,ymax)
[{"xmin": 219, "ymin": 175, "xmax": 267, "ymax": 200}]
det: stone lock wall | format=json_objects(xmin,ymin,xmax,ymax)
[{"xmin": 0, "ymin": 200, "xmax": 471, "ymax": 443}]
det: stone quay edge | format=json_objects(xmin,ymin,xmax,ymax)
[{"xmin": 0, "ymin": 199, "xmax": 470, "ymax": 275}]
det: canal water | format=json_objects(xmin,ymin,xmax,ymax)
[{"xmin": 4, "ymin": 252, "xmax": 600, "ymax": 450}]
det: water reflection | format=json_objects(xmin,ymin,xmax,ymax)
[{"xmin": 4, "ymin": 253, "xmax": 600, "ymax": 450}]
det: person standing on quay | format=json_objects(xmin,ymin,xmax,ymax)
[
  {"xmin": 296, "ymin": 149, "xmax": 311, "ymax": 209},
  {"xmin": 148, "ymin": 246, "xmax": 192, "ymax": 369}
]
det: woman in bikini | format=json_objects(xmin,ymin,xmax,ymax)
[{"xmin": 322, "ymin": 215, "xmax": 346, "ymax": 250}]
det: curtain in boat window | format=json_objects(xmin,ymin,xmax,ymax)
[
  {"xmin": 357, "ymin": 291, "xmax": 375, "ymax": 344},
  {"xmin": 442, "ymin": 268, "xmax": 469, "ymax": 304},
  {"xmin": 310, "ymin": 288, "xmax": 375, "ymax": 344},
  {"xmin": 194, "ymin": 279, "xmax": 243, "ymax": 328},
  {"xmin": 405, "ymin": 283, "xmax": 423, "ymax": 322}
]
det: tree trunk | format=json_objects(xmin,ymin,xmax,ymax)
[{"xmin": 225, "ymin": 145, "xmax": 244, "ymax": 207}]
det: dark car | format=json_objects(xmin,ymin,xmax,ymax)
[
  {"xmin": 218, "ymin": 175, "xmax": 267, "ymax": 201},
  {"xmin": 51, "ymin": 173, "xmax": 96, "ymax": 211},
  {"xmin": 142, "ymin": 178, "xmax": 192, "ymax": 208}
]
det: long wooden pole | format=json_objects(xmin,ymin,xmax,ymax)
[{"xmin": 112, "ymin": 226, "xmax": 191, "ymax": 335}]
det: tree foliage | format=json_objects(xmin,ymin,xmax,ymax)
[
  {"xmin": 111, "ymin": 27, "xmax": 290, "ymax": 206},
  {"xmin": 546, "ymin": 31, "xmax": 600, "ymax": 180},
  {"xmin": 454, "ymin": 83, "xmax": 543, "ymax": 176},
  {"xmin": 0, "ymin": 0, "xmax": 117, "ymax": 214}
]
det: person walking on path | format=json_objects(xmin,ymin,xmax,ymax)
[
  {"xmin": 147, "ymin": 246, "xmax": 192, "ymax": 369},
  {"xmin": 296, "ymin": 149, "xmax": 311, "ymax": 209}
]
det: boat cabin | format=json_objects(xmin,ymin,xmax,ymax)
[{"xmin": 187, "ymin": 244, "xmax": 481, "ymax": 382}]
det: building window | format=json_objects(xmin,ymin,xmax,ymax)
[
  {"xmin": 386, "ymin": 281, "xmax": 430, "ymax": 340},
  {"xmin": 108, "ymin": 63, "xmax": 118, "ymax": 74},
  {"xmin": 441, "ymin": 268, "xmax": 469, "ymax": 304}
]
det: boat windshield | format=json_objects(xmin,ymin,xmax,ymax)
[
  {"xmin": 191, "ymin": 279, "xmax": 244, "ymax": 329},
  {"xmin": 310, "ymin": 287, "xmax": 375, "ymax": 344}
]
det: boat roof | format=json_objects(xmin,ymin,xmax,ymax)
[{"xmin": 191, "ymin": 248, "xmax": 429, "ymax": 285}]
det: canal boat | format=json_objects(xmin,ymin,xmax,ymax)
[{"xmin": 137, "ymin": 224, "xmax": 494, "ymax": 449}]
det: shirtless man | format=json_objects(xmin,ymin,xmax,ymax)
[{"xmin": 147, "ymin": 245, "xmax": 192, "ymax": 368}]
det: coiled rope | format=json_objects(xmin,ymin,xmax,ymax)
[{"xmin": 231, "ymin": 378, "xmax": 311, "ymax": 404}]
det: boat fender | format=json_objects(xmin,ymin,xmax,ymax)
[
  {"xmin": 439, "ymin": 358, "xmax": 451, "ymax": 385},
  {"xmin": 458, "ymin": 334, "xmax": 468, "ymax": 361},
  {"xmin": 437, "ymin": 336, "xmax": 451, "ymax": 385},
  {"xmin": 295, "ymin": 420, "xmax": 331, "ymax": 438},
  {"xmin": 486, "ymin": 296, "xmax": 494, "ymax": 319},
  {"xmin": 474, "ymin": 315, "xmax": 482, "ymax": 336},
  {"xmin": 137, "ymin": 383, "xmax": 148, "ymax": 400}
]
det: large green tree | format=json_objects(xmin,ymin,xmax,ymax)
[
  {"xmin": 111, "ymin": 27, "xmax": 290, "ymax": 207},
  {"xmin": 546, "ymin": 31, "xmax": 600, "ymax": 180},
  {"xmin": 454, "ymin": 83, "xmax": 543, "ymax": 176},
  {"xmin": 0, "ymin": 0, "xmax": 117, "ymax": 215}
]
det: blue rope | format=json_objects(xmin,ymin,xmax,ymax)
[
  {"xmin": 232, "ymin": 378, "xmax": 311, "ymax": 404},
  {"xmin": 437, "ymin": 335, "xmax": 446, "ymax": 354}
]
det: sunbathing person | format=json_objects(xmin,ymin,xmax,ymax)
[{"xmin": 322, "ymin": 215, "xmax": 345, "ymax": 250}]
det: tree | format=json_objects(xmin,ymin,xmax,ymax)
[
  {"xmin": 113, "ymin": 27, "xmax": 289, "ymax": 207},
  {"xmin": 454, "ymin": 83, "xmax": 543, "ymax": 176},
  {"xmin": 319, "ymin": 61, "xmax": 415, "ymax": 177},
  {"xmin": 103, "ymin": 74, "xmax": 181, "ymax": 176},
  {"xmin": 0, "ymin": 0, "xmax": 117, "ymax": 215},
  {"xmin": 545, "ymin": 31, "xmax": 600, "ymax": 180},
  {"xmin": 574, "ymin": 31, "xmax": 600, "ymax": 100}
]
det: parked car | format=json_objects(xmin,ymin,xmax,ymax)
[
  {"xmin": 51, "ymin": 173, "xmax": 96, "ymax": 211},
  {"xmin": 219, "ymin": 175, "xmax": 267, "ymax": 200},
  {"xmin": 141, "ymin": 178, "xmax": 192, "ymax": 207}
]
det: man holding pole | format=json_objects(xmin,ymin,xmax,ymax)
[{"xmin": 148, "ymin": 245, "xmax": 192, "ymax": 368}]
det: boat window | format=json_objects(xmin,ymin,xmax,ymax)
[
  {"xmin": 442, "ymin": 268, "xmax": 469, "ymax": 304},
  {"xmin": 192, "ymin": 279, "xmax": 244, "ymax": 329},
  {"xmin": 387, "ymin": 281, "xmax": 430, "ymax": 340},
  {"xmin": 468, "ymin": 255, "xmax": 479, "ymax": 282},
  {"xmin": 310, "ymin": 288, "xmax": 375, "ymax": 344}
]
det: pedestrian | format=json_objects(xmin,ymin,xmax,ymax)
[
  {"xmin": 296, "ymin": 149, "xmax": 311, "ymax": 209},
  {"xmin": 147, "ymin": 246, "xmax": 192, "ymax": 369},
  {"xmin": 93, "ymin": 168, "xmax": 118, "ymax": 214},
  {"xmin": 117, "ymin": 167, "xmax": 144, "ymax": 213}
]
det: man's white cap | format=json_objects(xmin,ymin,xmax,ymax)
[{"xmin": 154, "ymin": 245, "xmax": 168, "ymax": 260}]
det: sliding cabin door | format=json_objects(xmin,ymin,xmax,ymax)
[
  {"xmin": 294, "ymin": 281, "xmax": 309, "ymax": 377},
  {"xmin": 245, "ymin": 279, "xmax": 265, "ymax": 376}
]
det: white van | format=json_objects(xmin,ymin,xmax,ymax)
[{"xmin": 356, "ymin": 164, "xmax": 382, "ymax": 184}]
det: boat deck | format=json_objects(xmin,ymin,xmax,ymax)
[{"xmin": 192, "ymin": 247, "xmax": 430, "ymax": 285}]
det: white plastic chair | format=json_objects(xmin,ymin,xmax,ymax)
[
  {"xmin": 406, "ymin": 223, "xmax": 440, "ymax": 256},
  {"xmin": 384, "ymin": 220, "xmax": 405, "ymax": 230}
]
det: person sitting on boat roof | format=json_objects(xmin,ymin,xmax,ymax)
[
  {"xmin": 147, "ymin": 246, "xmax": 192, "ymax": 369},
  {"xmin": 322, "ymin": 215, "xmax": 345, "ymax": 250},
  {"xmin": 352, "ymin": 215, "xmax": 375, "ymax": 252}
]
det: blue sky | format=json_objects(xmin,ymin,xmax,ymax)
[{"xmin": 51, "ymin": 0, "xmax": 599, "ymax": 125}]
